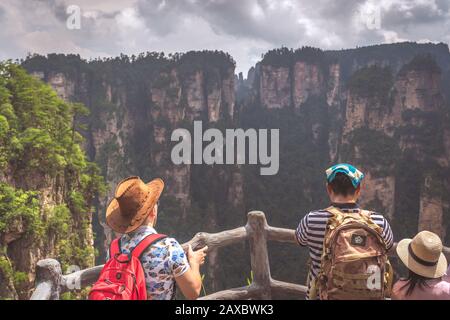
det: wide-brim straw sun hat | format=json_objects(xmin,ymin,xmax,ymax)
[
  {"xmin": 106, "ymin": 176, "xmax": 164, "ymax": 234},
  {"xmin": 396, "ymin": 230, "xmax": 447, "ymax": 279}
]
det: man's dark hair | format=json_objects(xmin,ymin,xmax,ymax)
[{"xmin": 328, "ymin": 173, "xmax": 357, "ymax": 196}]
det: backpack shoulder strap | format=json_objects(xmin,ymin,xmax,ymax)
[
  {"xmin": 325, "ymin": 206, "xmax": 374, "ymax": 224},
  {"xmin": 359, "ymin": 209, "xmax": 372, "ymax": 218},
  {"xmin": 359, "ymin": 209, "xmax": 385, "ymax": 235},
  {"xmin": 109, "ymin": 238, "xmax": 121, "ymax": 258},
  {"xmin": 324, "ymin": 206, "xmax": 343, "ymax": 216},
  {"xmin": 131, "ymin": 234, "xmax": 167, "ymax": 259},
  {"xmin": 323, "ymin": 206, "xmax": 348, "ymax": 228}
]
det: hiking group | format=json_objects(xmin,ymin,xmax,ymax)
[{"xmin": 88, "ymin": 164, "xmax": 450, "ymax": 300}]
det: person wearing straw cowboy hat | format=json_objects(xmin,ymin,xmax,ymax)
[
  {"xmin": 105, "ymin": 176, "xmax": 208, "ymax": 300},
  {"xmin": 392, "ymin": 231, "xmax": 450, "ymax": 300}
]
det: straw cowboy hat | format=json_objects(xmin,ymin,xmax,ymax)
[
  {"xmin": 396, "ymin": 231, "xmax": 448, "ymax": 279},
  {"xmin": 106, "ymin": 176, "xmax": 164, "ymax": 234}
]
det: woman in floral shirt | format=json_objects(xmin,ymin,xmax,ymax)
[
  {"xmin": 118, "ymin": 226, "xmax": 191, "ymax": 300},
  {"xmin": 105, "ymin": 176, "xmax": 207, "ymax": 300}
]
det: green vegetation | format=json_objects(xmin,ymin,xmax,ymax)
[
  {"xmin": 0, "ymin": 184, "xmax": 41, "ymax": 235},
  {"xmin": 342, "ymin": 128, "xmax": 400, "ymax": 177},
  {"xmin": 175, "ymin": 50, "xmax": 235, "ymax": 79},
  {"xmin": 399, "ymin": 54, "xmax": 441, "ymax": 75},
  {"xmin": 326, "ymin": 42, "xmax": 448, "ymax": 82},
  {"xmin": 260, "ymin": 47, "xmax": 330, "ymax": 82},
  {"xmin": 0, "ymin": 62, "xmax": 105, "ymax": 298},
  {"xmin": 347, "ymin": 65, "xmax": 393, "ymax": 102},
  {"xmin": 261, "ymin": 46, "xmax": 327, "ymax": 68},
  {"xmin": 398, "ymin": 109, "xmax": 443, "ymax": 157},
  {"xmin": 0, "ymin": 62, "xmax": 87, "ymax": 176},
  {"xmin": 60, "ymin": 286, "xmax": 91, "ymax": 300},
  {"xmin": 201, "ymin": 274, "xmax": 207, "ymax": 297},
  {"xmin": 246, "ymin": 270, "xmax": 254, "ymax": 286},
  {"xmin": 0, "ymin": 252, "xmax": 29, "ymax": 297}
]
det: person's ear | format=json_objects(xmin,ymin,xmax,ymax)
[
  {"xmin": 355, "ymin": 185, "xmax": 361, "ymax": 198},
  {"xmin": 149, "ymin": 206, "xmax": 157, "ymax": 218},
  {"xmin": 326, "ymin": 183, "xmax": 333, "ymax": 196}
]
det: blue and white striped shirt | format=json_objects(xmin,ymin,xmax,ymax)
[{"xmin": 295, "ymin": 203, "xmax": 394, "ymax": 299}]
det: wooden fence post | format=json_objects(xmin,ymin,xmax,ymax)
[
  {"xmin": 246, "ymin": 211, "xmax": 272, "ymax": 299},
  {"xmin": 30, "ymin": 259, "xmax": 62, "ymax": 300}
]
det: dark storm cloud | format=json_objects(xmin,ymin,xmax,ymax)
[
  {"xmin": 191, "ymin": 0, "xmax": 306, "ymax": 45},
  {"xmin": 136, "ymin": 0, "xmax": 307, "ymax": 46},
  {"xmin": 318, "ymin": 0, "xmax": 365, "ymax": 19},
  {"xmin": 36, "ymin": 0, "xmax": 68, "ymax": 22},
  {"xmin": 0, "ymin": 0, "xmax": 449, "ymax": 73},
  {"xmin": 382, "ymin": 1, "xmax": 449, "ymax": 28},
  {"xmin": 436, "ymin": 0, "xmax": 450, "ymax": 12},
  {"xmin": 136, "ymin": 0, "xmax": 189, "ymax": 36}
]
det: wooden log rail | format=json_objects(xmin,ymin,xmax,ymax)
[{"xmin": 30, "ymin": 211, "xmax": 450, "ymax": 300}]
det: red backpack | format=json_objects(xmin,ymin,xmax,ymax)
[{"xmin": 89, "ymin": 233, "xmax": 166, "ymax": 300}]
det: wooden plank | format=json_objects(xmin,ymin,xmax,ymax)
[
  {"xmin": 182, "ymin": 227, "xmax": 247, "ymax": 251},
  {"xmin": 267, "ymin": 227, "xmax": 297, "ymax": 244},
  {"xmin": 61, "ymin": 265, "xmax": 104, "ymax": 294},
  {"xmin": 270, "ymin": 279, "xmax": 307, "ymax": 299},
  {"xmin": 198, "ymin": 285, "xmax": 254, "ymax": 300}
]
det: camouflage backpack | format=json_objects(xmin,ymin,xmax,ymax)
[{"xmin": 316, "ymin": 206, "xmax": 393, "ymax": 300}]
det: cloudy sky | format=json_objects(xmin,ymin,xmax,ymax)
[{"xmin": 0, "ymin": 0, "xmax": 449, "ymax": 74}]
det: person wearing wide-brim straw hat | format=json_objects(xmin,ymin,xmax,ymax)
[
  {"xmin": 106, "ymin": 176, "xmax": 165, "ymax": 234},
  {"xmin": 392, "ymin": 231, "xmax": 450, "ymax": 300},
  {"xmin": 104, "ymin": 176, "xmax": 208, "ymax": 300}
]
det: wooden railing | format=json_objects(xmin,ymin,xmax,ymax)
[{"xmin": 30, "ymin": 211, "xmax": 450, "ymax": 300}]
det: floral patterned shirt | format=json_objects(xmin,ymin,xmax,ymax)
[{"xmin": 108, "ymin": 226, "xmax": 190, "ymax": 300}]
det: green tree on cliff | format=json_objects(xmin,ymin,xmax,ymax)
[{"xmin": 0, "ymin": 62, "xmax": 106, "ymax": 299}]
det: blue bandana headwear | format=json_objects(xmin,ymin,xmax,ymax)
[{"xmin": 325, "ymin": 163, "xmax": 364, "ymax": 188}]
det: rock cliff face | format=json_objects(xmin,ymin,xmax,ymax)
[
  {"xmin": 20, "ymin": 43, "xmax": 450, "ymax": 295},
  {"xmin": 47, "ymin": 72, "xmax": 75, "ymax": 101},
  {"xmin": 258, "ymin": 59, "xmax": 335, "ymax": 110},
  {"xmin": 293, "ymin": 61, "xmax": 325, "ymax": 108},
  {"xmin": 393, "ymin": 57, "xmax": 447, "ymax": 238},
  {"xmin": 149, "ymin": 64, "xmax": 235, "ymax": 216},
  {"xmin": 252, "ymin": 44, "xmax": 450, "ymax": 242},
  {"xmin": 3, "ymin": 176, "xmax": 93, "ymax": 299},
  {"xmin": 23, "ymin": 52, "xmax": 238, "ymax": 270},
  {"xmin": 259, "ymin": 65, "xmax": 291, "ymax": 109}
]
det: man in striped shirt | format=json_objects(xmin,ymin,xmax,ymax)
[{"xmin": 295, "ymin": 164, "xmax": 394, "ymax": 299}]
